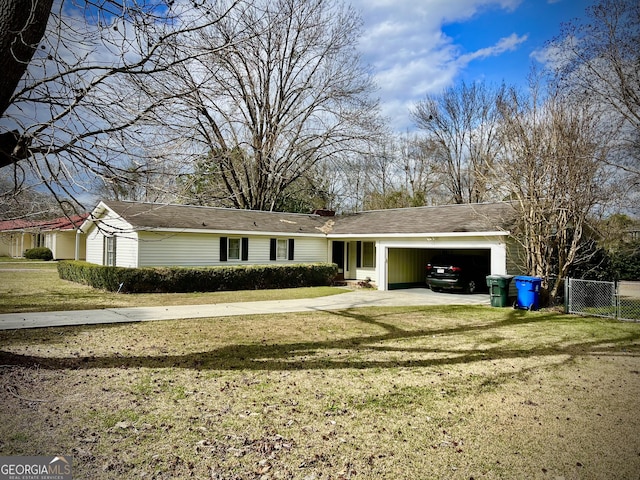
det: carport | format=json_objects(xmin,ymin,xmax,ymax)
[{"xmin": 375, "ymin": 233, "xmax": 509, "ymax": 291}]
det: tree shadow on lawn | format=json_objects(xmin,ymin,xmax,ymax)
[{"xmin": 1, "ymin": 307, "xmax": 639, "ymax": 372}]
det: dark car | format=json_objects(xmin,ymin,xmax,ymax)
[{"xmin": 425, "ymin": 254, "xmax": 488, "ymax": 293}]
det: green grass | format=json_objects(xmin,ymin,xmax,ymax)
[
  {"xmin": 1, "ymin": 260, "xmax": 639, "ymax": 478},
  {"xmin": 619, "ymin": 298, "xmax": 640, "ymax": 320},
  {"xmin": 577, "ymin": 298, "xmax": 640, "ymax": 320},
  {"xmin": 0, "ymin": 259, "xmax": 346, "ymax": 313},
  {"xmin": 0, "ymin": 256, "xmax": 56, "ymax": 267},
  {"xmin": 1, "ymin": 305, "xmax": 639, "ymax": 479}
]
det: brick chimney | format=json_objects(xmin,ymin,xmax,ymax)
[{"xmin": 312, "ymin": 209, "xmax": 336, "ymax": 217}]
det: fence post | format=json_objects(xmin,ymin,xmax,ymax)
[
  {"xmin": 564, "ymin": 278, "xmax": 569, "ymax": 314},
  {"xmin": 615, "ymin": 281, "xmax": 619, "ymax": 320}
]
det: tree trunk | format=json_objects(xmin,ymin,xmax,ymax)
[
  {"xmin": 0, "ymin": 0, "xmax": 53, "ymax": 117},
  {"xmin": 0, "ymin": 0, "xmax": 53, "ymax": 167}
]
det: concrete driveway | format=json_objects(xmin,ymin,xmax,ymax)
[{"xmin": 0, "ymin": 288, "xmax": 489, "ymax": 330}]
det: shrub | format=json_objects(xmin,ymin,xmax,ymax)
[
  {"xmin": 611, "ymin": 241, "xmax": 640, "ymax": 281},
  {"xmin": 57, "ymin": 261, "xmax": 338, "ymax": 293},
  {"xmin": 24, "ymin": 247, "xmax": 53, "ymax": 261}
]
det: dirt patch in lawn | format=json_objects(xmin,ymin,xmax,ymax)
[{"xmin": 1, "ymin": 306, "xmax": 639, "ymax": 479}]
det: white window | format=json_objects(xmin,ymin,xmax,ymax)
[
  {"xmin": 277, "ymin": 239, "xmax": 288, "ymax": 260},
  {"xmin": 220, "ymin": 237, "xmax": 248, "ymax": 262},
  {"xmin": 228, "ymin": 238, "xmax": 241, "ymax": 260},
  {"xmin": 270, "ymin": 238, "xmax": 294, "ymax": 261},
  {"xmin": 363, "ymin": 241, "xmax": 375, "ymax": 268},
  {"xmin": 35, "ymin": 233, "xmax": 45, "ymax": 248},
  {"xmin": 104, "ymin": 236, "xmax": 117, "ymax": 266}
]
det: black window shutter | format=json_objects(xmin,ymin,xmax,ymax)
[
  {"xmin": 241, "ymin": 237, "xmax": 249, "ymax": 261},
  {"xmin": 270, "ymin": 238, "xmax": 277, "ymax": 261},
  {"xmin": 220, "ymin": 237, "xmax": 227, "ymax": 262},
  {"xmin": 288, "ymin": 238, "xmax": 294, "ymax": 261},
  {"xmin": 356, "ymin": 241, "xmax": 362, "ymax": 268}
]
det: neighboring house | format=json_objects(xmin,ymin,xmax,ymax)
[
  {"xmin": 81, "ymin": 200, "xmax": 521, "ymax": 291},
  {"xmin": 626, "ymin": 225, "xmax": 640, "ymax": 242},
  {"xmin": 0, "ymin": 214, "xmax": 88, "ymax": 260},
  {"xmin": 0, "ymin": 219, "xmax": 34, "ymax": 257}
]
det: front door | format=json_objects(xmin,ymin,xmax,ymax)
[{"xmin": 332, "ymin": 241, "xmax": 345, "ymax": 280}]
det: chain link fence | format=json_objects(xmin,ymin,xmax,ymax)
[
  {"xmin": 618, "ymin": 281, "xmax": 640, "ymax": 321},
  {"xmin": 566, "ymin": 278, "xmax": 640, "ymax": 321}
]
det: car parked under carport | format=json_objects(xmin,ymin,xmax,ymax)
[{"xmin": 425, "ymin": 253, "xmax": 490, "ymax": 294}]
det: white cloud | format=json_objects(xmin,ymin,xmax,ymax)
[
  {"xmin": 352, "ymin": 0, "xmax": 527, "ymax": 130},
  {"xmin": 457, "ymin": 32, "xmax": 528, "ymax": 65},
  {"xmin": 531, "ymin": 34, "xmax": 574, "ymax": 71}
]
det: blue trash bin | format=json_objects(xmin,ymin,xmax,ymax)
[{"xmin": 513, "ymin": 275, "xmax": 542, "ymax": 310}]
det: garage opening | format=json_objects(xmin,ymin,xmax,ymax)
[{"xmin": 387, "ymin": 248, "xmax": 491, "ymax": 291}]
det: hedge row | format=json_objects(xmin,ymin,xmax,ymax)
[
  {"xmin": 57, "ymin": 261, "xmax": 338, "ymax": 293},
  {"xmin": 25, "ymin": 247, "xmax": 53, "ymax": 261}
]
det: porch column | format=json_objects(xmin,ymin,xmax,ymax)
[
  {"xmin": 490, "ymin": 243, "xmax": 507, "ymax": 275},
  {"xmin": 75, "ymin": 230, "xmax": 81, "ymax": 260},
  {"xmin": 375, "ymin": 242, "xmax": 387, "ymax": 291}
]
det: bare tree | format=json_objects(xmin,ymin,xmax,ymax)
[
  {"xmin": 397, "ymin": 133, "xmax": 449, "ymax": 206},
  {"xmin": 0, "ymin": 177, "xmax": 63, "ymax": 220},
  {"xmin": 145, "ymin": 0, "xmax": 381, "ymax": 211},
  {"xmin": 0, "ymin": 0, "xmax": 245, "ymax": 214},
  {"xmin": 495, "ymin": 82, "xmax": 615, "ymax": 299},
  {"xmin": 354, "ymin": 133, "xmax": 445, "ymax": 210},
  {"xmin": 547, "ymin": 0, "xmax": 639, "ymax": 179},
  {"xmin": 411, "ymin": 81, "xmax": 505, "ymax": 204}
]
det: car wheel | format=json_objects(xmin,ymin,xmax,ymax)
[
  {"xmin": 466, "ymin": 280, "xmax": 477, "ymax": 294},
  {"xmin": 431, "ymin": 287, "xmax": 441, "ymax": 293}
]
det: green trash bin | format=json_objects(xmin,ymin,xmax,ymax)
[{"xmin": 486, "ymin": 275, "xmax": 514, "ymax": 307}]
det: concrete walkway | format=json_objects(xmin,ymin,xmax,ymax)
[{"xmin": 0, "ymin": 288, "xmax": 489, "ymax": 330}]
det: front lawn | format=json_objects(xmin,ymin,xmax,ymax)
[
  {"xmin": 0, "ymin": 259, "xmax": 346, "ymax": 313},
  {"xmin": 1, "ymin": 306, "xmax": 639, "ymax": 479}
]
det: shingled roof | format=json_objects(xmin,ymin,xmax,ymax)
[
  {"xmin": 97, "ymin": 201, "xmax": 332, "ymax": 235},
  {"xmin": 330, "ymin": 202, "xmax": 516, "ymax": 235},
  {"xmin": 93, "ymin": 200, "xmax": 515, "ymax": 236}
]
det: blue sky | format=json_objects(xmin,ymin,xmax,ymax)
[{"xmin": 350, "ymin": 0, "xmax": 596, "ymax": 130}]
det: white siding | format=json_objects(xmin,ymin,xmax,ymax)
[
  {"xmin": 247, "ymin": 236, "xmax": 328, "ymax": 264},
  {"xmin": 84, "ymin": 210, "xmax": 138, "ymax": 267},
  {"xmin": 289, "ymin": 236, "xmax": 327, "ymax": 262},
  {"xmin": 138, "ymin": 232, "xmax": 219, "ymax": 266},
  {"xmin": 115, "ymin": 235, "xmax": 138, "ymax": 268},
  {"xmin": 85, "ymin": 225, "xmax": 103, "ymax": 265},
  {"xmin": 137, "ymin": 232, "xmax": 329, "ymax": 267},
  {"xmin": 248, "ymin": 236, "xmax": 271, "ymax": 263}
]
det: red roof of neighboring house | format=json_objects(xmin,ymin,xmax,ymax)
[
  {"xmin": 37, "ymin": 214, "xmax": 89, "ymax": 231},
  {"xmin": 0, "ymin": 219, "xmax": 35, "ymax": 231},
  {"xmin": 0, "ymin": 214, "xmax": 88, "ymax": 232}
]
